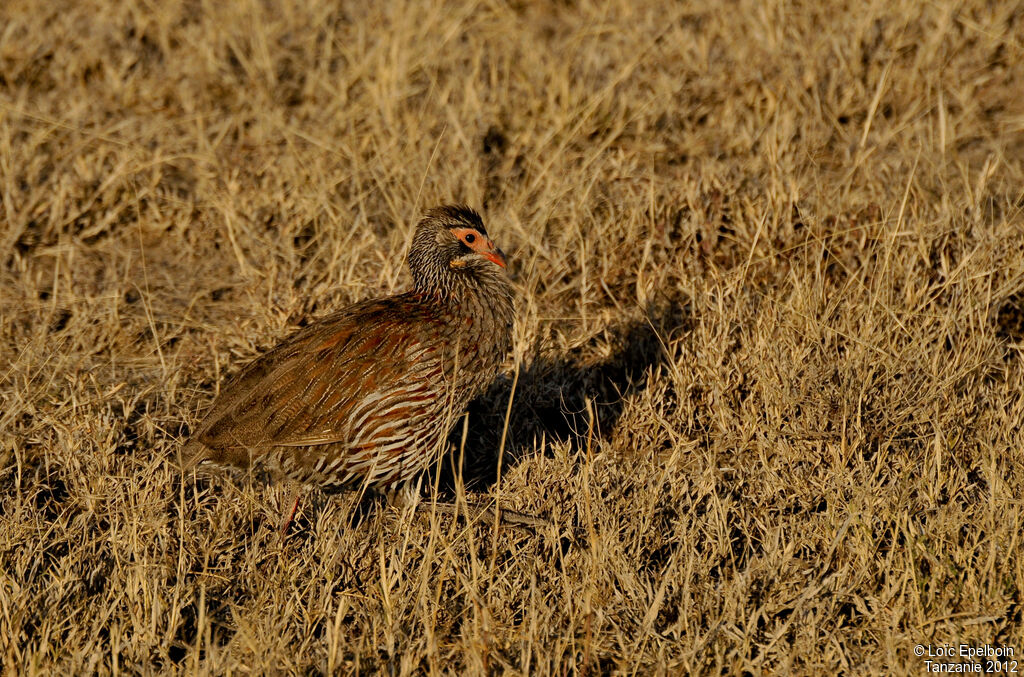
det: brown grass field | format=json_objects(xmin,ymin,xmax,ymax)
[{"xmin": 2, "ymin": 0, "xmax": 1024, "ymax": 673}]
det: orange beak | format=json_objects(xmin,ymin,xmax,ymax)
[{"xmin": 484, "ymin": 245, "xmax": 507, "ymax": 268}]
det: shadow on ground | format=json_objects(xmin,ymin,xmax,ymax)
[{"xmin": 434, "ymin": 297, "xmax": 691, "ymax": 494}]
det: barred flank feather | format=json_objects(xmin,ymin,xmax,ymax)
[{"xmin": 181, "ymin": 205, "xmax": 514, "ymax": 492}]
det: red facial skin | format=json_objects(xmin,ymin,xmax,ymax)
[{"xmin": 450, "ymin": 227, "xmax": 507, "ymax": 268}]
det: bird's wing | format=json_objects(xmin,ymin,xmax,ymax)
[{"xmin": 191, "ymin": 298, "xmax": 447, "ymax": 464}]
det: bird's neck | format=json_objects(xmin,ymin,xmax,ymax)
[{"xmin": 416, "ymin": 268, "xmax": 514, "ymax": 319}]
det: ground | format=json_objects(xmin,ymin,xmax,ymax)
[{"xmin": 2, "ymin": 0, "xmax": 1023, "ymax": 674}]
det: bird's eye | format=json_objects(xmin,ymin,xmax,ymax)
[{"xmin": 464, "ymin": 233, "xmax": 476, "ymax": 244}]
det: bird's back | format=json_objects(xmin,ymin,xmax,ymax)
[{"xmin": 182, "ymin": 294, "xmax": 468, "ymax": 489}]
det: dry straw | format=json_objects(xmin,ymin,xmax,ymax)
[{"xmin": 1, "ymin": 0, "xmax": 1022, "ymax": 673}]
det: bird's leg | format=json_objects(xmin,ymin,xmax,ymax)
[
  {"xmin": 419, "ymin": 496, "xmax": 549, "ymax": 531},
  {"xmin": 384, "ymin": 480, "xmax": 423, "ymax": 511},
  {"xmin": 279, "ymin": 485, "xmax": 301, "ymax": 537},
  {"xmin": 384, "ymin": 480, "xmax": 548, "ymax": 532}
]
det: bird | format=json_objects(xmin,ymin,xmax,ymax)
[{"xmin": 180, "ymin": 205, "xmax": 519, "ymax": 530}]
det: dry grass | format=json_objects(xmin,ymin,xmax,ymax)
[{"xmin": 2, "ymin": 0, "xmax": 1024, "ymax": 673}]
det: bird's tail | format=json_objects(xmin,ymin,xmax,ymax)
[{"xmin": 176, "ymin": 438, "xmax": 208, "ymax": 474}]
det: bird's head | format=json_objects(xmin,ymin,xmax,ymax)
[{"xmin": 408, "ymin": 205, "xmax": 509, "ymax": 297}]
